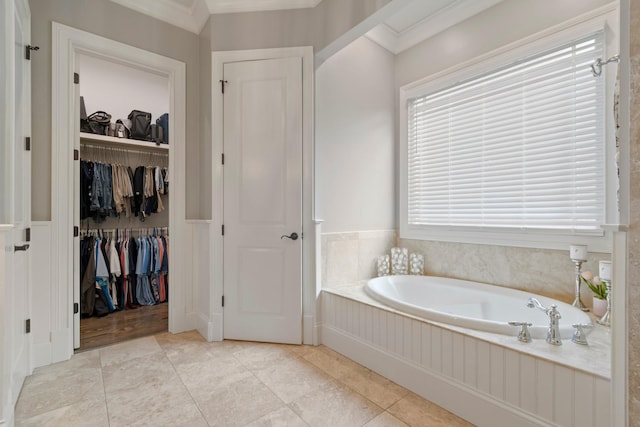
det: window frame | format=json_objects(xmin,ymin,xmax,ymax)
[{"xmin": 399, "ymin": 11, "xmax": 618, "ymax": 252}]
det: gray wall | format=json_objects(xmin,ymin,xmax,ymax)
[
  {"xmin": 207, "ymin": 0, "xmax": 392, "ymax": 53},
  {"xmin": 29, "ymin": 0, "xmax": 202, "ymax": 220}
]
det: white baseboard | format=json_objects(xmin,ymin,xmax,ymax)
[
  {"xmin": 32, "ymin": 342, "xmax": 52, "ymax": 369},
  {"xmin": 303, "ymin": 314, "xmax": 314, "ymax": 344},
  {"xmin": 209, "ymin": 313, "xmax": 223, "ymax": 341},
  {"xmin": 321, "ymin": 324, "xmax": 551, "ymax": 427}
]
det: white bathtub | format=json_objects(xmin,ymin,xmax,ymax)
[{"xmin": 365, "ymin": 275, "xmax": 592, "ymax": 340}]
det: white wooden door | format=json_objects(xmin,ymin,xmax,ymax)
[
  {"xmin": 4, "ymin": 0, "xmax": 31, "ymax": 414},
  {"xmin": 222, "ymin": 57, "xmax": 303, "ymax": 344}
]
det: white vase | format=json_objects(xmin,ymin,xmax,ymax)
[{"xmin": 592, "ymin": 297, "xmax": 607, "ymax": 317}]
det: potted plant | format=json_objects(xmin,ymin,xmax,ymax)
[{"xmin": 580, "ymin": 270, "xmax": 607, "ymax": 317}]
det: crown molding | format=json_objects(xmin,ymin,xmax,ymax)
[
  {"xmin": 110, "ymin": 0, "xmax": 208, "ymax": 33},
  {"xmin": 204, "ymin": 0, "xmax": 321, "ymax": 14},
  {"xmin": 366, "ymin": 0, "xmax": 504, "ymax": 54}
]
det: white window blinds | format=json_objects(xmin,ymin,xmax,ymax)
[{"xmin": 407, "ymin": 32, "xmax": 605, "ymax": 233}]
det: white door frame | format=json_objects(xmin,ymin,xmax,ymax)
[
  {"xmin": 211, "ymin": 47, "xmax": 317, "ymax": 344},
  {"xmin": 51, "ymin": 23, "xmax": 188, "ymax": 363}
]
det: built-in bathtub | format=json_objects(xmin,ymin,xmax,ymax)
[
  {"xmin": 320, "ymin": 280, "xmax": 611, "ymax": 427},
  {"xmin": 365, "ymin": 275, "xmax": 592, "ymax": 340}
]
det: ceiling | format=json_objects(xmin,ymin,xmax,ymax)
[{"xmin": 111, "ymin": 0, "xmax": 503, "ymax": 53}]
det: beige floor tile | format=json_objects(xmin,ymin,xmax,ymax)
[
  {"xmin": 15, "ymin": 367, "xmax": 104, "ymax": 419},
  {"xmin": 196, "ymin": 375, "xmax": 284, "ymax": 427},
  {"xmin": 119, "ymin": 401, "xmax": 208, "ymax": 427},
  {"xmin": 289, "ymin": 380, "xmax": 383, "ymax": 427},
  {"xmin": 101, "ymin": 351, "xmax": 178, "ymax": 394},
  {"xmin": 253, "ymin": 355, "xmax": 332, "ymax": 403},
  {"xmin": 15, "ymin": 397, "xmax": 109, "ymax": 427},
  {"xmin": 363, "ymin": 412, "xmax": 410, "ymax": 427},
  {"xmin": 175, "ymin": 351, "xmax": 254, "ymax": 397},
  {"xmin": 30, "ymin": 350, "xmax": 101, "ymax": 380},
  {"xmin": 285, "ymin": 344, "xmax": 319, "ymax": 358},
  {"xmin": 232, "ymin": 343, "xmax": 295, "ymax": 370},
  {"xmin": 99, "ymin": 335, "xmax": 163, "ymax": 367},
  {"xmin": 244, "ymin": 406, "xmax": 309, "ymax": 427},
  {"xmin": 155, "ymin": 330, "xmax": 206, "ymax": 348},
  {"xmin": 387, "ymin": 392, "xmax": 473, "ymax": 427},
  {"xmin": 106, "ymin": 378, "xmax": 198, "ymax": 427},
  {"xmin": 338, "ymin": 368, "xmax": 409, "ymax": 409},
  {"xmin": 302, "ymin": 346, "xmax": 363, "ymax": 380},
  {"xmin": 163, "ymin": 339, "xmax": 219, "ymax": 365}
]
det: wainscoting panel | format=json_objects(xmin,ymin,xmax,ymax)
[{"xmin": 320, "ymin": 292, "xmax": 610, "ymax": 427}]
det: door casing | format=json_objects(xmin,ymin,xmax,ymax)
[{"xmin": 212, "ymin": 47, "xmax": 317, "ymax": 344}]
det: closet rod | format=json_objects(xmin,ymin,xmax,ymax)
[
  {"xmin": 80, "ymin": 142, "xmax": 169, "ymax": 157},
  {"xmin": 80, "ymin": 227, "xmax": 169, "ymax": 236}
]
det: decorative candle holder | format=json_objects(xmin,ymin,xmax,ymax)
[
  {"xmin": 391, "ymin": 247, "xmax": 409, "ymax": 275},
  {"xmin": 570, "ymin": 258, "xmax": 589, "ymax": 311},
  {"xmin": 376, "ymin": 255, "xmax": 390, "ymax": 277},
  {"xmin": 409, "ymin": 253, "xmax": 424, "ymax": 275},
  {"xmin": 569, "ymin": 244, "xmax": 589, "ymax": 311},
  {"xmin": 597, "ymin": 260, "xmax": 612, "ymax": 327},
  {"xmin": 597, "ymin": 278, "xmax": 612, "ymax": 327}
]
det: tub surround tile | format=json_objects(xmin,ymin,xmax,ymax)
[
  {"xmin": 322, "ymin": 230, "xmax": 396, "ymax": 288},
  {"xmin": 398, "ymin": 238, "xmax": 610, "ymax": 304}
]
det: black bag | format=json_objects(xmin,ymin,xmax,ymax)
[
  {"xmin": 87, "ymin": 111, "xmax": 111, "ymax": 135},
  {"xmin": 150, "ymin": 124, "xmax": 164, "ymax": 144},
  {"xmin": 80, "ymin": 96, "xmax": 92, "ymax": 133},
  {"xmin": 156, "ymin": 113, "xmax": 169, "ymax": 144},
  {"xmin": 128, "ymin": 110, "xmax": 152, "ymax": 141}
]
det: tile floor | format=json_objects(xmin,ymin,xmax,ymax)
[{"xmin": 15, "ymin": 331, "xmax": 474, "ymax": 427}]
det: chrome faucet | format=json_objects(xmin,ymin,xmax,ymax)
[{"xmin": 527, "ymin": 297, "xmax": 562, "ymax": 345}]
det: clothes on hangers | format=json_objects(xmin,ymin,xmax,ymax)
[
  {"xmin": 78, "ymin": 228, "xmax": 170, "ymax": 318},
  {"xmin": 80, "ymin": 159, "xmax": 167, "ymax": 222}
]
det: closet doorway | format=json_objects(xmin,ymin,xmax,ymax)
[{"xmin": 75, "ymin": 53, "xmax": 171, "ymax": 351}]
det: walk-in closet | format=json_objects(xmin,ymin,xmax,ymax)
[{"xmin": 76, "ymin": 53, "xmax": 171, "ymax": 351}]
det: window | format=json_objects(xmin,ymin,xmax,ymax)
[{"xmin": 403, "ymin": 31, "xmax": 606, "ymax": 244}]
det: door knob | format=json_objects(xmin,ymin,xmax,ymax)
[
  {"xmin": 280, "ymin": 232, "xmax": 299, "ymax": 241},
  {"xmin": 14, "ymin": 244, "xmax": 30, "ymax": 252}
]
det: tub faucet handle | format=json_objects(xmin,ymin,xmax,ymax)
[
  {"xmin": 508, "ymin": 321, "xmax": 533, "ymax": 343},
  {"xmin": 571, "ymin": 323, "xmax": 594, "ymax": 346}
]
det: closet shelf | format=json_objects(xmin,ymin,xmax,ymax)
[{"xmin": 80, "ymin": 132, "xmax": 168, "ymax": 152}]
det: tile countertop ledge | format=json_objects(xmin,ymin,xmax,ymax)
[
  {"xmin": 0, "ymin": 224, "xmax": 15, "ymax": 232},
  {"xmin": 322, "ymin": 281, "xmax": 611, "ymax": 380}
]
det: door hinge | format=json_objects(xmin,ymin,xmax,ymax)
[
  {"xmin": 74, "ymin": 149, "xmax": 79, "ymax": 160},
  {"xmin": 74, "ymin": 226, "xmax": 79, "ymax": 237},
  {"xmin": 222, "ymin": 295, "xmax": 224, "ymax": 307},
  {"xmin": 221, "ymin": 153, "xmax": 224, "ymax": 165},
  {"xmin": 220, "ymin": 79, "xmax": 228, "ymax": 94},
  {"xmin": 74, "ymin": 72, "xmax": 79, "ymax": 84},
  {"xmin": 25, "ymin": 319, "xmax": 31, "ymax": 334},
  {"xmin": 25, "ymin": 227, "xmax": 31, "ymax": 242},
  {"xmin": 221, "ymin": 224, "xmax": 225, "ymax": 236},
  {"xmin": 74, "ymin": 303, "xmax": 79, "ymax": 314},
  {"xmin": 25, "ymin": 45, "xmax": 39, "ymax": 60},
  {"xmin": 25, "ymin": 137, "xmax": 31, "ymax": 151}
]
